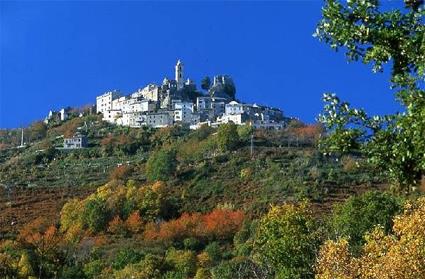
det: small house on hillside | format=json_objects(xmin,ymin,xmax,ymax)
[{"xmin": 63, "ymin": 133, "xmax": 88, "ymax": 149}]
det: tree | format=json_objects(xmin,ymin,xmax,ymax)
[
  {"xmin": 165, "ymin": 248, "xmax": 197, "ymax": 277},
  {"xmin": 29, "ymin": 121, "xmax": 47, "ymax": 141},
  {"xmin": 82, "ymin": 198, "xmax": 110, "ymax": 233},
  {"xmin": 113, "ymin": 254, "xmax": 162, "ymax": 279},
  {"xmin": 145, "ymin": 149, "xmax": 177, "ymax": 181},
  {"xmin": 237, "ymin": 125, "xmax": 254, "ymax": 143},
  {"xmin": 125, "ymin": 211, "xmax": 143, "ymax": 234},
  {"xmin": 316, "ymin": 196, "xmax": 425, "ymax": 279},
  {"xmin": 315, "ymin": 0, "xmax": 425, "ymax": 192},
  {"xmin": 17, "ymin": 251, "xmax": 35, "ymax": 278},
  {"xmin": 330, "ymin": 191, "xmax": 403, "ymax": 249},
  {"xmin": 18, "ymin": 218, "xmax": 62, "ymax": 278},
  {"xmin": 201, "ymin": 76, "xmax": 211, "ymax": 91},
  {"xmin": 253, "ymin": 203, "xmax": 321, "ymax": 279},
  {"xmin": 109, "ymin": 165, "xmax": 133, "ymax": 181},
  {"xmin": 216, "ymin": 122, "xmax": 240, "ymax": 152}
]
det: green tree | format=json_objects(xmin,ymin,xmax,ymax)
[
  {"xmin": 201, "ymin": 76, "xmax": 211, "ymax": 91},
  {"xmin": 145, "ymin": 149, "xmax": 177, "ymax": 182},
  {"xmin": 113, "ymin": 254, "xmax": 162, "ymax": 279},
  {"xmin": 82, "ymin": 198, "xmax": 110, "ymax": 233},
  {"xmin": 237, "ymin": 125, "xmax": 254, "ymax": 143},
  {"xmin": 83, "ymin": 259, "xmax": 105, "ymax": 279},
  {"xmin": 253, "ymin": 203, "xmax": 320, "ymax": 279},
  {"xmin": 330, "ymin": 191, "xmax": 403, "ymax": 249},
  {"xmin": 204, "ymin": 242, "xmax": 221, "ymax": 263},
  {"xmin": 216, "ymin": 123, "xmax": 240, "ymax": 152},
  {"xmin": 315, "ymin": 0, "xmax": 425, "ymax": 192},
  {"xmin": 112, "ymin": 248, "xmax": 143, "ymax": 270},
  {"xmin": 165, "ymin": 248, "xmax": 197, "ymax": 277}
]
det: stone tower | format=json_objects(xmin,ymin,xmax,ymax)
[{"xmin": 175, "ymin": 59, "xmax": 184, "ymax": 89}]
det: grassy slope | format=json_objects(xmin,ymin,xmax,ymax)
[{"xmin": 0, "ymin": 117, "xmax": 385, "ymax": 236}]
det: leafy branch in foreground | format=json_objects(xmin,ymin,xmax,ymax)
[{"xmin": 315, "ymin": 0, "xmax": 424, "ymax": 192}]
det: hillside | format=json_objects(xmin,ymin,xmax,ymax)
[{"xmin": 0, "ymin": 114, "xmax": 384, "ymax": 227}]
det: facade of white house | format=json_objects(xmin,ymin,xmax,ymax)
[{"xmin": 96, "ymin": 91, "xmax": 121, "ymax": 114}]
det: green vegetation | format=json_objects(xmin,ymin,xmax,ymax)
[
  {"xmin": 146, "ymin": 149, "xmax": 177, "ymax": 182},
  {"xmin": 316, "ymin": 0, "xmax": 424, "ymax": 192},
  {"xmin": 329, "ymin": 191, "xmax": 403, "ymax": 249}
]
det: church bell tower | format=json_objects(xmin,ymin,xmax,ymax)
[{"xmin": 175, "ymin": 59, "xmax": 184, "ymax": 89}]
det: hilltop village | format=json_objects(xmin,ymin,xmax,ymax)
[{"xmin": 95, "ymin": 60, "xmax": 287, "ymax": 130}]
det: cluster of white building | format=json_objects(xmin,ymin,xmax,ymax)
[{"xmin": 96, "ymin": 60, "xmax": 287, "ymax": 130}]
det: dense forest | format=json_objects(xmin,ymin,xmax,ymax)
[{"xmin": 0, "ymin": 0, "xmax": 424, "ymax": 278}]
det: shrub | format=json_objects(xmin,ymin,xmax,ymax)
[
  {"xmin": 165, "ymin": 248, "xmax": 197, "ymax": 277},
  {"xmin": 330, "ymin": 191, "xmax": 403, "ymax": 248},
  {"xmin": 253, "ymin": 203, "xmax": 320, "ymax": 279},
  {"xmin": 145, "ymin": 149, "xmax": 177, "ymax": 182},
  {"xmin": 144, "ymin": 209, "xmax": 245, "ymax": 242},
  {"xmin": 83, "ymin": 259, "xmax": 105, "ymax": 279},
  {"xmin": 237, "ymin": 125, "xmax": 253, "ymax": 142},
  {"xmin": 204, "ymin": 242, "xmax": 221, "ymax": 263},
  {"xmin": 216, "ymin": 123, "xmax": 240, "ymax": 152},
  {"xmin": 210, "ymin": 257, "xmax": 268, "ymax": 279},
  {"xmin": 113, "ymin": 254, "xmax": 161, "ymax": 279},
  {"xmin": 109, "ymin": 165, "xmax": 133, "ymax": 181},
  {"xmin": 82, "ymin": 198, "xmax": 110, "ymax": 233},
  {"xmin": 194, "ymin": 268, "xmax": 211, "ymax": 279},
  {"xmin": 183, "ymin": 237, "xmax": 201, "ymax": 251},
  {"xmin": 125, "ymin": 211, "xmax": 143, "ymax": 234},
  {"xmin": 112, "ymin": 248, "xmax": 143, "ymax": 270},
  {"xmin": 107, "ymin": 216, "xmax": 127, "ymax": 236}
]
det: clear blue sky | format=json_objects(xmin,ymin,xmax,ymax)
[{"xmin": 0, "ymin": 1, "xmax": 401, "ymax": 128}]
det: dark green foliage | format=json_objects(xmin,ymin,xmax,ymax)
[
  {"xmin": 59, "ymin": 265, "xmax": 87, "ymax": 279},
  {"xmin": 330, "ymin": 191, "xmax": 403, "ymax": 248},
  {"xmin": 201, "ymin": 76, "xmax": 211, "ymax": 91},
  {"xmin": 146, "ymin": 149, "xmax": 177, "ymax": 182},
  {"xmin": 183, "ymin": 237, "xmax": 201, "ymax": 251},
  {"xmin": 82, "ymin": 198, "xmax": 110, "ymax": 233},
  {"xmin": 112, "ymin": 248, "xmax": 144, "ymax": 270},
  {"xmin": 83, "ymin": 259, "xmax": 105, "ymax": 279},
  {"xmin": 210, "ymin": 257, "xmax": 269, "ymax": 279},
  {"xmin": 204, "ymin": 242, "xmax": 221, "ymax": 263},
  {"xmin": 233, "ymin": 220, "xmax": 257, "ymax": 257}
]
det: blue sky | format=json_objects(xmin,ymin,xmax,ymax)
[{"xmin": 0, "ymin": 1, "xmax": 401, "ymax": 128}]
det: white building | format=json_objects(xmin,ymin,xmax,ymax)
[
  {"xmin": 132, "ymin": 84, "xmax": 160, "ymax": 102},
  {"xmin": 218, "ymin": 113, "xmax": 248, "ymax": 125},
  {"xmin": 146, "ymin": 112, "xmax": 174, "ymax": 128},
  {"xmin": 102, "ymin": 109, "xmax": 122, "ymax": 123},
  {"xmin": 225, "ymin": 101, "xmax": 245, "ymax": 115},
  {"xmin": 96, "ymin": 91, "xmax": 121, "ymax": 114}
]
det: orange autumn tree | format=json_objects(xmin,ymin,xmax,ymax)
[
  {"xmin": 203, "ymin": 209, "xmax": 245, "ymax": 240},
  {"xmin": 18, "ymin": 218, "xmax": 62, "ymax": 278},
  {"xmin": 316, "ymin": 197, "xmax": 425, "ymax": 279},
  {"xmin": 125, "ymin": 211, "xmax": 144, "ymax": 234},
  {"xmin": 144, "ymin": 208, "xmax": 245, "ymax": 242}
]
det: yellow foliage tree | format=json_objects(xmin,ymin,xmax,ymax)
[
  {"xmin": 18, "ymin": 251, "xmax": 34, "ymax": 278},
  {"xmin": 316, "ymin": 197, "xmax": 425, "ymax": 279}
]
